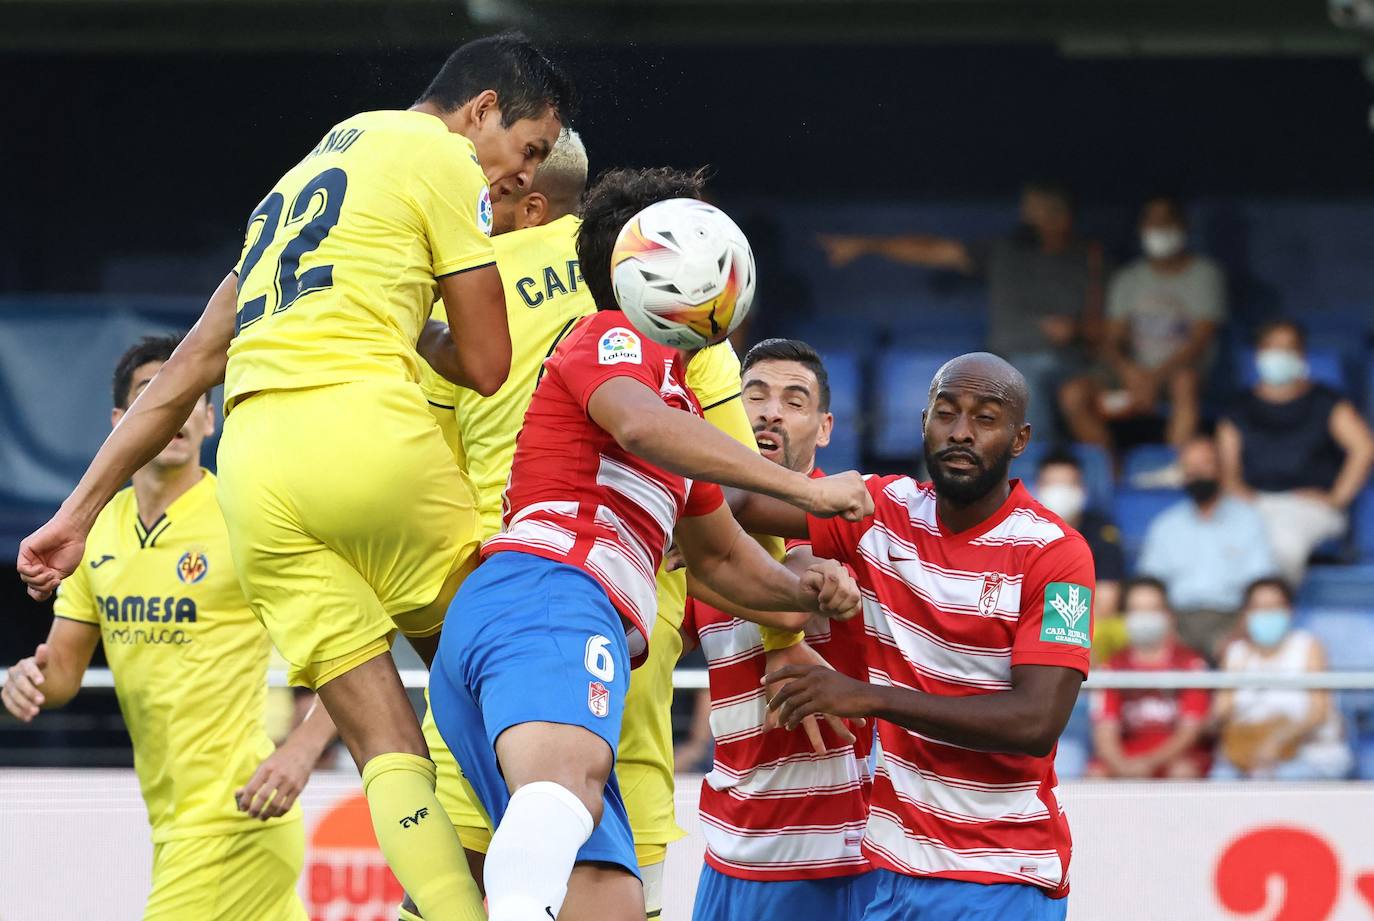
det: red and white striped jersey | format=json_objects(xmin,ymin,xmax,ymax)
[
  {"xmin": 808, "ymin": 476, "xmax": 1094, "ymax": 898},
  {"xmin": 682, "ymin": 467, "xmax": 874, "ymax": 880},
  {"xmin": 484, "ymin": 310, "xmax": 724, "ymax": 665}
]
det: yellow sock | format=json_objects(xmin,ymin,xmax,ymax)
[{"xmin": 362, "ymin": 752, "xmax": 485, "ymax": 921}]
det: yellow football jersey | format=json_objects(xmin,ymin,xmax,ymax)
[
  {"xmin": 53, "ymin": 472, "xmax": 299, "ymax": 842},
  {"xmin": 226, "ymin": 110, "xmax": 495, "ymax": 411},
  {"xmin": 418, "ymin": 213, "xmax": 593, "ymax": 534}
]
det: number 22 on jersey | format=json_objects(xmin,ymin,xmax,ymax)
[{"xmin": 235, "ymin": 167, "xmax": 348, "ymax": 334}]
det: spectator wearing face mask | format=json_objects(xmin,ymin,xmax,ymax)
[
  {"xmin": 1137, "ymin": 434, "xmax": 1277, "ymax": 659},
  {"xmin": 1088, "ymin": 577, "xmax": 1211, "ymax": 779},
  {"xmin": 1033, "ymin": 448, "xmax": 1127, "ymax": 661},
  {"xmin": 1060, "ymin": 195, "xmax": 1225, "ymax": 451},
  {"xmin": 1210, "ymin": 578, "xmax": 1353, "ymax": 780},
  {"xmin": 817, "ymin": 180, "xmax": 1105, "ymax": 440},
  {"xmin": 1217, "ymin": 320, "xmax": 1374, "ymax": 585}
]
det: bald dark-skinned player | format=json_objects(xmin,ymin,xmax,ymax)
[{"xmin": 739, "ymin": 352, "xmax": 1095, "ymax": 921}]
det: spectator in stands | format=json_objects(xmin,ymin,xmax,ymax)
[
  {"xmin": 1060, "ymin": 194, "xmax": 1225, "ymax": 450},
  {"xmin": 1138, "ymin": 433, "xmax": 1277, "ymax": 659},
  {"xmin": 1210, "ymin": 578, "xmax": 1353, "ymax": 780},
  {"xmin": 1217, "ymin": 319, "xmax": 1374, "ymax": 585},
  {"xmin": 817, "ymin": 180, "xmax": 1105, "ymax": 439},
  {"xmin": 1032, "ymin": 447, "xmax": 1127, "ymax": 661},
  {"xmin": 1089, "ymin": 577, "xmax": 1211, "ymax": 779}
]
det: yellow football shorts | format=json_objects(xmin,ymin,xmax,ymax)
[
  {"xmin": 218, "ymin": 379, "xmax": 481, "ymax": 688},
  {"xmin": 144, "ymin": 820, "xmax": 305, "ymax": 921}
]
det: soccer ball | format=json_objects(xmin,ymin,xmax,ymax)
[{"xmin": 611, "ymin": 198, "xmax": 756, "ymax": 350}]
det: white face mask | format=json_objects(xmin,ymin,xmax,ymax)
[
  {"xmin": 1141, "ymin": 227, "xmax": 1186, "ymax": 260},
  {"xmin": 1037, "ymin": 483, "xmax": 1086, "ymax": 521},
  {"xmin": 1255, "ymin": 348, "xmax": 1308, "ymax": 387},
  {"xmin": 1124, "ymin": 609, "xmax": 1170, "ymax": 649}
]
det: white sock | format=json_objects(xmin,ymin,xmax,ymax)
[{"xmin": 485, "ymin": 781, "xmax": 595, "ymax": 921}]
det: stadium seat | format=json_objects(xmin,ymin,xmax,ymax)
[
  {"xmin": 1237, "ymin": 345, "xmax": 1349, "ymax": 393},
  {"xmin": 1122, "ymin": 444, "xmax": 1178, "ymax": 486},
  {"xmin": 1054, "ymin": 696, "xmax": 1092, "ymax": 780},
  {"xmin": 1356, "ymin": 489, "xmax": 1374, "ymax": 564},
  {"xmin": 1112, "ymin": 488, "xmax": 1184, "ymax": 563},
  {"xmin": 1354, "ymin": 737, "xmax": 1374, "ymax": 781},
  {"xmin": 871, "ymin": 348, "xmax": 948, "ymax": 459},
  {"xmin": 1297, "ymin": 565, "xmax": 1374, "ymax": 609},
  {"xmin": 1012, "ymin": 442, "xmax": 1114, "ymax": 513},
  {"xmin": 814, "ymin": 349, "xmax": 863, "ymax": 472},
  {"xmin": 1297, "ymin": 607, "xmax": 1374, "ymax": 670}
]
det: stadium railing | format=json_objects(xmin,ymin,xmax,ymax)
[{"xmin": 16, "ymin": 668, "xmax": 1374, "ymax": 691}]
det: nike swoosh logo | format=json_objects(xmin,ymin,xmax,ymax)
[{"xmin": 90, "ymin": 555, "xmax": 115, "ymax": 569}]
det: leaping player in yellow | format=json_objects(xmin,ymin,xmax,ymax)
[{"xmin": 16, "ymin": 33, "xmax": 576, "ymax": 921}]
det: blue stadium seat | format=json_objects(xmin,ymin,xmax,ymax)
[
  {"xmin": 1113, "ymin": 488, "xmax": 1184, "ymax": 563},
  {"xmin": 1237, "ymin": 346, "xmax": 1349, "ymax": 393},
  {"xmin": 1012, "ymin": 442, "xmax": 1114, "ymax": 513},
  {"xmin": 1356, "ymin": 489, "xmax": 1374, "ymax": 564},
  {"xmin": 1356, "ymin": 737, "xmax": 1374, "ymax": 781},
  {"xmin": 1054, "ymin": 696, "xmax": 1092, "ymax": 780},
  {"xmin": 871, "ymin": 349, "xmax": 948, "ymax": 459},
  {"xmin": 1297, "ymin": 607, "xmax": 1374, "ymax": 670},
  {"xmin": 1297, "ymin": 565, "xmax": 1374, "ymax": 609},
  {"xmin": 1122, "ymin": 444, "xmax": 1179, "ymax": 486},
  {"xmin": 791, "ymin": 315, "xmax": 884, "ymax": 355},
  {"xmin": 814, "ymin": 349, "xmax": 863, "ymax": 472}
]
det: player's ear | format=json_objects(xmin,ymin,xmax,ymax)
[
  {"xmin": 520, "ymin": 193, "xmax": 548, "ymax": 230},
  {"xmin": 203, "ymin": 399, "xmax": 218, "ymax": 438},
  {"xmin": 816, "ymin": 412, "xmax": 834, "ymax": 449},
  {"xmin": 470, "ymin": 89, "xmax": 500, "ymax": 126},
  {"xmin": 110, "ymin": 407, "xmax": 124, "ymax": 430}
]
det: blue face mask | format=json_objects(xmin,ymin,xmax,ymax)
[
  {"xmin": 1255, "ymin": 349, "xmax": 1307, "ymax": 387},
  {"xmin": 1246, "ymin": 608, "xmax": 1292, "ymax": 648}
]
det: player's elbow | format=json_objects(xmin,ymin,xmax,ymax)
[
  {"xmin": 1013, "ymin": 715, "xmax": 1063, "ymax": 758},
  {"xmin": 610, "ymin": 415, "xmax": 657, "ymax": 457},
  {"xmin": 466, "ymin": 352, "xmax": 511, "ymax": 397}
]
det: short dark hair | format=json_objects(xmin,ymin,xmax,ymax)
[
  {"xmin": 1036, "ymin": 445, "xmax": 1081, "ymax": 475},
  {"xmin": 1254, "ymin": 317, "xmax": 1307, "ymax": 351},
  {"xmin": 742, "ymin": 338, "xmax": 831, "ymax": 412},
  {"xmin": 1123, "ymin": 576, "xmax": 1172, "ymax": 611},
  {"xmin": 577, "ymin": 166, "xmax": 707, "ymax": 314},
  {"xmin": 112, "ymin": 335, "xmax": 182, "ymax": 409},
  {"xmin": 1242, "ymin": 576, "xmax": 1296, "ymax": 609},
  {"xmin": 1022, "ymin": 179, "xmax": 1077, "ymax": 216},
  {"xmin": 418, "ymin": 31, "xmax": 578, "ymax": 128},
  {"xmin": 1142, "ymin": 193, "xmax": 1187, "ymax": 226}
]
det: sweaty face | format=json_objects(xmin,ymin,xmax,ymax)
[
  {"xmin": 469, "ymin": 107, "xmax": 562, "ymax": 202},
  {"xmin": 921, "ymin": 371, "xmax": 1025, "ymax": 506},
  {"xmin": 742, "ymin": 359, "xmax": 832, "ymax": 473},
  {"xmin": 115, "ymin": 361, "xmax": 214, "ymax": 472}
]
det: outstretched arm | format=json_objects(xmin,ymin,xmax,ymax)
[
  {"xmin": 18, "ymin": 273, "xmax": 237, "ymax": 600},
  {"xmin": 2, "ymin": 619, "xmax": 100, "ymax": 721},
  {"xmin": 817, "ymin": 234, "xmax": 975, "ymax": 272},
  {"xmin": 767, "ymin": 663, "xmax": 1084, "ymax": 758},
  {"xmin": 675, "ymin": 504, "xmax": 859, "ymax": 626},
  {"xmin": 588, "ymin": 377, "xmax": 871, "ymax": 521}
]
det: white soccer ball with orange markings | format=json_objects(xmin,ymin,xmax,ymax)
[{"xmin": 610, "ymin": 198, "xmax": 756, "ymax": 350}]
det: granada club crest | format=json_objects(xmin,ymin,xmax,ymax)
[
  {"xmin": 176, "ymin": 550, "xmax": 209, "ymax": 584},
  {"xmin": 588, "ymin": 681, "xmax": 610, "ymax": 718},
  {"xmin": 978, "ymin": 572, "xmax": 1004, "ymax": 617}
]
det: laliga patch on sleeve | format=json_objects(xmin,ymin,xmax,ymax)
[
  {"xmin": 598, "ymin": 327, "xmax": 643, "ymax": 365},
  {"xmin": 1040, "ymin": 582, "xmax": 1092, "ymax": 648},
  {"xmin": 476, "ymin": 186, "xmax": 493, "ymax": 237}
]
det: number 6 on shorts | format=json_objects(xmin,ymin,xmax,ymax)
[{"xmin": 584, "ymin": 634, "xmax": 615, "ymax": 682}]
